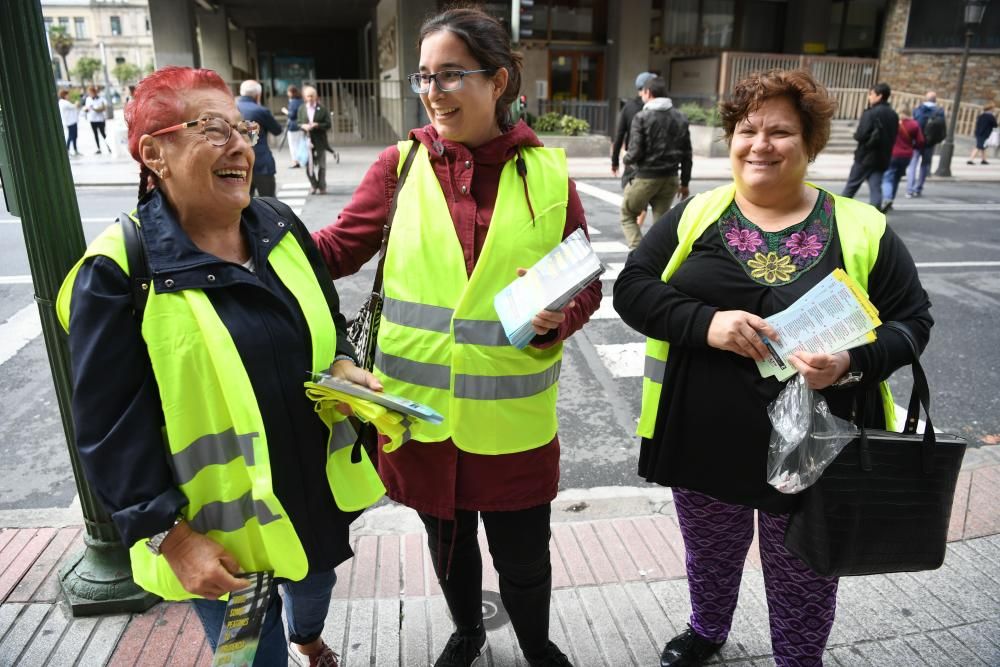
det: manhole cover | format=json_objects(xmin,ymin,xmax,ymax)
[{"xmin": 481, "ymin": 589, "xmax": 509, "ymax": 630}]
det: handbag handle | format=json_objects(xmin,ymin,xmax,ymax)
[
  {"xmin": 856, "ymin": 321, "xmax": 938, "ymax": 474},
  {"xmin": 370, "ymin": 138, "xmax": 420, "ymax": 296}
]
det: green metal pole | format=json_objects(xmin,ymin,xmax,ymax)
[{"xmin": 0, "ymin": 0, "xmax": 158, "ymax": 615}]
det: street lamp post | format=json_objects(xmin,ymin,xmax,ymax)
[
  {"xmin": 935, "ymin": 0, "xmax": 989, "ymax": 177},
  {"xmin": 0, "ymin": 0, "xmax": 158, "ymax": 615}
]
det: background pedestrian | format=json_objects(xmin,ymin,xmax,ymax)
[
  {"xmin": 283, "ymin": 85, "xmax": 305, "ymax": 168},
  {"xmin": 841, "ymin": 82, "xmax": 897, "ymax": 209},
  {"xmin": 880, "ymin": 107, "xmax": 924, "ymax": 212},
  {"xmin": 298, "ymin": 85, "xmax": 332, "ymax": 194},
  {"xmin": 906, "ymin": 90, "xmax": 945, "ymax": 197},
  {"xmin": 236, "ymin": 79, "xmax": 283, "ymax": 197},
  {"xmin": 83, "ymin": 85, "xmax": 111, "ymax": 154},
  {"xmin": 58, "ymin": 89, "xmax": 80, "ymax": 156},
  {"xmin": 968, "ymin": 103, "xmax": 997, "ymax": 165}
]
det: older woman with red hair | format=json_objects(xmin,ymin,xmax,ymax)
[
  {"xmin": 615, "ymin": 69, "xmax": 932, "ymax": 666},
  {"xmin": 56, "ymin": 66, "xmax": 382, "ymax": 667}
]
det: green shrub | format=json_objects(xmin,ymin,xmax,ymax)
[
  {"xmin": 534, "ymin": 112, "xmax": 563, "ymax": 132},
  {"xmin": 559, "ymin": 115, "xmax": 590, "ymax": 136},
  {"xmin": 679, "ymin": 102, "xmax": 720, "ymax": 126}
]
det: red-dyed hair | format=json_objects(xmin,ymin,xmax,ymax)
[{"xmin": 125, "ymin": 66, "xmax": 231, "ymax": 196}]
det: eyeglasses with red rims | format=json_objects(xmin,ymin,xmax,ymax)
[
  {"xmin": 407, "ymin": 68, "xmax": 495, "ymax": 94},
  {"xmin": 150, "ymin": 117, "xmax": 260, "ymax": 147}
]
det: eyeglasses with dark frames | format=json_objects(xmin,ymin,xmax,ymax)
[
  {"xmin": 150, "ymin": 117, "xmax": 260, "ymax": 147},
  {"xmin": 407, "ymin": 68, "xmax": 495, "ymax": 94}
]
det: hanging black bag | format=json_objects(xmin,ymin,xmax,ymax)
[{"xmin": 784, "ymin": 324, "xmax": 967, "ymax": 577}]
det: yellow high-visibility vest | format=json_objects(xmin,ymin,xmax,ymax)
[
  {"xmin": 637, "ymin": 183, "xmax": 896, "ymax": 439},
  {"xmin": 57, "ymin": 214, "xmax": 384, "ymax": 600},
  {"xmin": 375, "ymin": 140, "xmax": 569, "ymax": 454}
]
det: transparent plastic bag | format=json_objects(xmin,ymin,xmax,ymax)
[{"xmin": 766, "ymin": 375, "xmax": 859, "ymax": 494}]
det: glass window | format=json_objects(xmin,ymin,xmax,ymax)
[
  {"xmin": 906, "ymin": 0, "xmax": 1000, "ymax": 49},
  {"xmin": 548, "ymin": 0, "xmax": 606, "ymax": 42},
  {"xmin": 44, "ymin": 17, "xmax": 53, "ymax": 32},
  {"xmin": 701, "ymin": 0, "xmax": 734, "ymax": 47},
  {"xmin": 74, "ymin": 17, "xmax": 86, "ymax": 39},
  {"xmin": 145, "ymin": 15, "xmax": 151, "ymax": 32},
  {"xmin": 58, "ymin": 16, "xmax": 69, "ymax": 28},
  {"xmin": 110, "ymin": 15, "xmax": 122, "ymax": 36},
  {"xmin": 664, "ymin": 0, "xmax": 699, "ymax": 46}
]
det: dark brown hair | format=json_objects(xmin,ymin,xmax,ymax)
[
  {"xmin": 720, "ymin": 69, "xmax": 835, "ymax": 160},
  {"xmin": 287, "ymin": 85, "xmax": 300, "ymax": 98},
  {"xmin": 418, "ymin": 6, "xmax": 523, "ymax": 128}
]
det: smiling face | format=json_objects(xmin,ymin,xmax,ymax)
[
  {"xmin": 730, "ymin": 95, "xmax": 810, "ymax": 194},
  {"xmin": 418, "ymin": 30, "xmax": 507, "ymax": 148},
  {"xmin": 146, "ymin": 88, "xmax": 254, "ymax": 222}
]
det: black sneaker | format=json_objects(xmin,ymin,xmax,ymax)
[
  {"xmin": 434, "ymin": 627, "xmax": 487, "ymax": 667},
  {"xmin": 880, "ymin": 199, "xmax": 893, "ymax": 213},
  {"xmin": 982, "ymin": 160, "xmax": 990, "ymax": 165},
  {"xmin": 526, "ymin": 640, "xmax": 574, "ymax": 666},
  {"xmin": 660, "ymin": 626, "xmax": 725, "ymax": 667}
]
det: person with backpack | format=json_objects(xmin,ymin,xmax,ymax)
[
  {"xmin": 906, "ymin": 91, "xmax": 946, "ymax": 197},
  {"xmin": 841, "ymin": 82, "xmax": 898, "ymax": 210},
  {"xmin": 880, "ymin": 108, "xmax": 924, "ymax": 212}
]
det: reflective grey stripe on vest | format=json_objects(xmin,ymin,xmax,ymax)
[
  {"xmin": 453, "ymin": 319, "xmax": 510, "ymax": 346},
  {"xmin": 188, "ymin": 492, "xmax": 282, "ymax": 534},
  {"xmin": 383, "ymin": 297, "xmax": 510, "ymax": 347},
  {"xmin": 328, "ymin": 419, "xmax": 357, "ymax": 456},
  {"xmin": 382, "ymin": 297, "xmax": 452, "ymax": 334},
  {"xmin": 375, "ymin": 346, "xmax": 451, "ymax": 390},
  {"xmin": 171, "ymin": 429, "xmax": 258, "ymax": 486},
  {"xmin": 399, "ymin": 415, "xmax": 414, "ymax": 445},
  {"xmin": 455, "ymin": 361, "xmax": 561, "ymax": 400},
  {"xmin": 644, "ymin": 355, "xmax": 666, "ymax": 383}
]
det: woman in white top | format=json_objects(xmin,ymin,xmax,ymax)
[
  {"xmin": 83, "ymin": 86, "xmax": 110, "ymax": 154},
  {"xmin": 58, "ymin": 89, "xmax": 80, "ymax": 156}
]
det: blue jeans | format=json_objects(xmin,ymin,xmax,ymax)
[
  {"xmin": 881, "ymin": 156, "xmax": 912, "ymax": 202},
  {"xmin": 191, "ymin": 569, "xmax": 337, "ymax": 664},
  {"xmin": 906, "ymin": 145, "xmax": 935, "ymax": 195}
]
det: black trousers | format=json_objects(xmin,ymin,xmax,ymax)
[
  {"xmin": 419, "ymin": 504, "xmax": 553, "ymax": 659},
  {"xmin": 841, "ymin": 159, "xmax": 884, "ymax": 207},
  {"xmin": 250, "ymin": 174, "xmax": 276, "ymax": 197},
  {"xmin": 90, "ymin": 121, "xmax": 107, "ymax": 150}
]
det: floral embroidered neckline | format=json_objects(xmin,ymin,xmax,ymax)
[{"xmin": 718, "ymin": 191, "xmax": 833, "ymax": 286}]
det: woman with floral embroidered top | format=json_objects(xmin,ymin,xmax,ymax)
[{"xmin": 614, "ymin": 69, "xmax": 932, "ymax": 667}]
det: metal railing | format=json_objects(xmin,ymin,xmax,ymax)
[
  {"xmin": 718, "ymin": 52, "xmax": 879, "ymax": 97},
  {"xmin": 827, "ymin": 88, "xmax": 983, "ymax": 136},
  {"xmin": 302, "ymin": 79, "xmax": 404, "ymax": 145},
  {"xmin": 536, "ymin": 99, "xmax": 612, "ymax": 135}
]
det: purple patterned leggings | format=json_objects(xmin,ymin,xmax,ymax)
[{"xmin": 673, "ymin": 488, "xmax": 839, "ymax": 666}]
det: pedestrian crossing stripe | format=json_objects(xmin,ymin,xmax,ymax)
[
  {"xmin": 600, "ymin": 263, "xmax": 625, "ymax": 281},
  {"xmin": 591, "ymin": 241, "xmax": 629, "ymax": 254}
]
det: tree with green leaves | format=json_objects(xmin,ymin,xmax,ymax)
[
  {"xmin": 112, "ymin": 61, "xmax": 142, "ymax": 86},
  {"xmin": 73, "ymin": 56, "xmax": 103, "ymax": 85},
  {"xmin": 49, "ymin": 25, "xmax": 73, "ymax": 82}
]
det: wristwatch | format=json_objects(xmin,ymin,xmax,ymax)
[
  {"xmin": 831, "ymin": 371, "xmax": 863, "ymax": 388},
  {"xmin": 146, "ymin": 516, "xmax": 183, "ymax": 555}
]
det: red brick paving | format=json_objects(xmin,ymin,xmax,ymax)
[
  {"xmin": 550, "ymin": 523, "xmax": 595, "ymax": 587},
  {"xmin": 6, "ymin": 527, "xmax": 81, "ymax": 603},
  {"xmin": 376, "ymin": 534, "xmax": 400, "ymax": 599},
  {"xmin": 0, "ymin": 528, "xmax": 56, "ymax": 600}
]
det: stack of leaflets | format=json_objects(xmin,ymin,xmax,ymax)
[
  {"xmin": 494, "ymin": 228, "xmax": 605, "ymax": 349},
  {"xmin": 309, "ymin": 373, "xmax": 444, "ymax": 425},
  {"xmin": 212, "ymin": 572, "xmax": 275, "ymax": 666},
  {"xmin": 756, "ymin": 268, "xmax": 881, "ymax": 381}
]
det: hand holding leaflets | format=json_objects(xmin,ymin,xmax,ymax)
[{"xmin": 755, "ymin": 269, "xmax": 881, "ymax": 381}]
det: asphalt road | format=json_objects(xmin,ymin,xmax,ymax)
[{"xmin": 0, "ymin": 180, "xmax": 998, "ymax": 513}]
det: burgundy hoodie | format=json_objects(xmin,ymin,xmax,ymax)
[{"xmin": 312, "ymin": 121, "xmax": 602, "ymax": 518}]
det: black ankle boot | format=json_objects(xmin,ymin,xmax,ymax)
[{"xmin": 659, "ymin": 626, "xmax": 724, "ymax": 666}]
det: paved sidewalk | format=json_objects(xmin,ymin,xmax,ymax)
[{"xmin": 1, "ymin": 445, "xmax": 998, "ymax": 665}]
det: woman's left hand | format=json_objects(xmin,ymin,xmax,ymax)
[
  {"xmin": 788, "ymin": 350, "xmax": 851, "ymax": 390},
  {"xmin": 329, "ymin": 359, "xmax": 383, "ymax": 415},
  {"xmin": 516, "ymin": 267, "xmax": 574, "ymax": 335}
]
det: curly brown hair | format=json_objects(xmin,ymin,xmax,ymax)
[{"xmin": 720, "ymin": 69, "xmax": 836, "ymax": 160}]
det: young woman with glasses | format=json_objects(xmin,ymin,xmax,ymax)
[{"xmin": 313, "ymin": 7, "xmax": 601, "ymax": 667}]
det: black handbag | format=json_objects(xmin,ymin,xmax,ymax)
[{"xmin": 784, "ymin": 326, "xmax": 967, "ymax": 578}]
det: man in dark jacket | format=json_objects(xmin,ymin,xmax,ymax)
[
  {"xmin": 298, "ymin": 85, "xmax": 333, "ymax": 195},
  {"xmin": 620, "ymin": 76, "xmax": 692, "ymax": 249},
  {"xmin": 236, "ymin": 80, "xmax": 283, "ymax": 197},
  {"xmin": 841, "ymin": 82, "xmax": 898, "ymax": 209},
  {"xmin": 612, "ymin": 71, "xmax": 656, "ymax": 184}
]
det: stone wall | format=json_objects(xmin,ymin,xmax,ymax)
[{"xmin": 878, "ymin": 0, "xmax": 1000, "ymax": 106}]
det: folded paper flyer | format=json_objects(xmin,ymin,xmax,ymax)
[
  {"xmin": 494, "ymin": 228, "xmax": 605, "ymax": 349},
  {"xmin": 211, "ymin": 572, "xmax": 275, "ymax": 667},
  {"xmin": 756, "ymin": 268, "xmax": 882, "ymax": 381}
]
